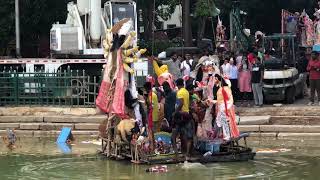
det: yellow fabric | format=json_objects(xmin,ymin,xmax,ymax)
[
  {"xmin": 177, "ymin": 88, "xmax": 190, "ymax": 112},
  {"xmin": 149, "ymin": 92, "xmax": 159, "ymax": 122},
  {"xmin": 153, "ymin": 60, "xmax": 169, "ymax": 77}
]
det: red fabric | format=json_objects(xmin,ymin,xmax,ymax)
[
  {"xmin": 248, "ymin": 53, "xmax": 255, "ymax": 64},
  {"xmin": 96, "ymin": 52, "xmax": 115, "ymax": 113},
  {"xmin": 148, "ymin": 91, "xmax": 153, "ymax": 129},
  {"xmin": 95, "ymin": 81, "xmax": 111, "ymax": 112},
  {"xmin": 221, "ymin": 86, "xmax": 240, "ymax": 138},
  {"xmin": 147, "ymin": 77, "xmax": 156, "ymax": 130},
  {"xmin": 228, "ymin": 106, "xmax": 240, "ymax": 138},
  {"xmin": 111, "ymin": 49, "xmax": 126, "ymax": 117},
  {"xmin": 307, "ymin": 59, "xmax": 320, "ymax": 80}
]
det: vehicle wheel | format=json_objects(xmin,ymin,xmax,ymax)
[
  {"xmin": 285, "ymin": 87, "xmax": 295, "ymax": 104},
  {"xmin": 297, "ymin": 86, "xmax": 304, "ymax": 99}
]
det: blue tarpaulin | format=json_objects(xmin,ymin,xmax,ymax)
[{"xmin": 56, "ymin": 127, "xmax": 72, "ymax": 143}]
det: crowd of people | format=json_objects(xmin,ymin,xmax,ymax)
[
  {"xmin": 94, "ymin": 3, "xmax": 320, "ymax": 162},
  {"xmin": 126, "ymin": 50, "xmax": 245, "ymax": 159},
  {"xmin": 156, "ymin": 49, "xmax": 266, "ymax": 107},
  {"xmin": 123, "ymin": 46, "xmax": 320, "ymax": 159}
]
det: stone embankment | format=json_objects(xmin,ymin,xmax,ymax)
[
  {"xmin": 0, "ymin": 106, "xmax": 319, "ymax": 139},
  {"xmin": 237, "ymin": 106, "xmax": 320, "ymax": 139},
  {"xmin": 0, "ymin": 107, "xmax": 104, "ymax": 137}
]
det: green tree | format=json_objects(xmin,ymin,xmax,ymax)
[
  {"xmin": 137, "ymin": 0, "xmax": 179, "ymax": 41},
  {"xmin": 0, "ymin": 0, "xmax": 15, "ymax": 56},
  {"xmin": 0, "ymin": 0, "xmax": 70, "ymax": 56},
  {"xmin": 195, "ymin": 0, "xmax": 219, "ymax": 47},
  {"xmin": 182, "ymin": 0, "xmax": 192, "ymax": 46},
  {"xmin": 20, "ymin": 0, "xmax": 69, "ymax": 57}
]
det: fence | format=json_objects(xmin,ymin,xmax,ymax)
[
  {"xmin": 0, "ymin": 69, "xmax": 100, "ymax": 107},
  {"xmin": 0, "ymin": 68, "xmax": 147, "ymax": 107}
]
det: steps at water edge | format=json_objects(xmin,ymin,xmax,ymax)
[
  {"xmin": 270, "ymin": 116, "xmax": 320, "ymax": 125},
  {"xmin": 0, "ymin": 130, "xmax": 99, "ymax": 137},
  {"xmin": 237, "ymin": 106, "xmax": 320, "ymax": 116},
  {"xmin": 0, "ymin": 117, "xmax": 102, "ymax": 137}
]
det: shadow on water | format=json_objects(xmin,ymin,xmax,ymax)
[{"xmin": 0, "ymin": 137, "xmax": 319, "ymax": 180}]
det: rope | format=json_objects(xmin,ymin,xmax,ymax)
[
  {"xmin": 151, "ymin": 0, "xmax": 156, "ymax": 56},
  {"xmin": 211, "ymin": 17, "xmax": 216, "ymax": 48},
  {"xmin": 180, "ymin": 0, "xmax": 184, "ymax": 56},
  {"xmin": 208, "ymin": 0, "xmax": 216, "ymax": 48}
]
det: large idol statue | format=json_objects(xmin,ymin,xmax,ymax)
[{"xmin": 96, "ymin": 18, "xmax": 146, "ymax": 119}]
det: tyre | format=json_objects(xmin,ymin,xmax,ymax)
[
  {"xmin": 297, "ymin": 86, "xmax": 304, "ymax": 99},
  {"xmin": 285, "ymin": 87, "xmax": 295, "ymax": 104}
]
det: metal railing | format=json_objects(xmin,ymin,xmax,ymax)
[
  {"xmin": 0, "ymin": 68, "xmax": 147, "ymax": 107},
  {"xmin": 0, "ymin": 69, "xmax": 100, "ymax": 107}
]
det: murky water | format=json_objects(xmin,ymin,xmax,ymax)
[{"xmin": 0, "ymin": 137, "xmax": 319, "ymax": 180}]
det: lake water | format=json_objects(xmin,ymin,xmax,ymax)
[{"xmin": 0, "ymin": 137, "xmax": 319, "ymax": 180}]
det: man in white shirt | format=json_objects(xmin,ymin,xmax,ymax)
[
  {"xmin": 180, "ymin": 53, "xmax": 194, "ymax": 77},
  {"xmin": 221, "ymin": 58, "xmax": 231, "ymax": 78},
  {"xmin": 229, "ymin": 58, "xmax": 239, "ymax": 101}
]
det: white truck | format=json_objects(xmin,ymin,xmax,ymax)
[
  {"xmin": 262, "ymin": 34, "xmax": 306, "ymax": 104},
  {"xmin": 50, "ymin": 0, "xmax": 138, "ymax": 58},
  {"xmin": 0, "ymin": 0, "xmax": 148, "ymax": 99}
]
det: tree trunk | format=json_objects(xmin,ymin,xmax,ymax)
[
  {"xmin": 182, "ymin": 0, "xmax": 192, "ymax": 47},
  {"xmin": 197, "ymin": 17, "xmax": 206, "ymax": 48},
  {"xmin": 143, "ymin": 3, "xmax": 154, "ymax": 41}
]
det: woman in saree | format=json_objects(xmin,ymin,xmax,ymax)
[
  {"xmin": 213, "ymin": 74, "xmax": 240, "ymax": 141},
  {"xmin": 192, "ymin": 58, "xmax": 220, "ymax": 140}
]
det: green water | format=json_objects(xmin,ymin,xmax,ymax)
[{"xmin": 0, "ymin": 138, "xmax": 319, "ymax": 180}]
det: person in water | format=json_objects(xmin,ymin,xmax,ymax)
[{"xmin": 2, "ymin": 129, "xmax": 17, "ymax": 149}]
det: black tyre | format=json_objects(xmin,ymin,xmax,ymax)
[
  {"xmin": 285, "ymin": 87, "xmax": 295, "ymax": 104},
  {"xmin": 297, "ymin": 86, "xmax": 304, "ymax": 99}
]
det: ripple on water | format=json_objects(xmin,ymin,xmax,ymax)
[
  {"xmin": 10, "ymin": 154, "xmax": 314, "ymax": 180},
  {"xmin": 18, "ymin": 155, "xmax": 102, "ymax": 180},
  {"xmin": 0, "ymin": 151, "xmax": 319, "ymax": 180},
  {"xmin": 186, "ymin": 155, "xmax": 311, "ymax": 180}
]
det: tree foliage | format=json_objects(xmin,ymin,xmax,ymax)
[
  {"xmin": 137, "ymin": 0, "xmax": 179, "ymax": 21},
  {"xmin": 195, "ymin": 0, "xmax": 219, "ymax": 17},
  {"xmin": 214, "ymin": 0, "xmax": 315, "ymax": 36},
  {"xmin": 0, "ymin": 0, "xmax": 70, "ymax": 56},
  {"xmin": 20, "ymin": 0, "xmax": 70, "ymax": 41},
  {"xmin": 0, "ymin": 0, "xmax": 318, "ymax": 56},
  {"xmin": 0, "ymin": 0, "xmax": 15, "ymax": 54},
  {"xmin": 157, "ymin": 0, "xmax": 180, "ymax": 21}
]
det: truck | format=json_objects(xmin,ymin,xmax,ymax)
[
  {"xmin": 0, "ymin": 0, "xmax": 148, "ymax": 105},
  {"xmin": 262, "ymin": 34, "xmax": 306, "ymax": 104}
]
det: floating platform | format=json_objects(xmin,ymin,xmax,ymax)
[{"xmin": 100, "ymin": 132, "xmax": 256, "ymax": 165}]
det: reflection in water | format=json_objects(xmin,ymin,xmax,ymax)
[{"xmin": 0, "ymin": 138, "xmax": 319, "ymax": 180}]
